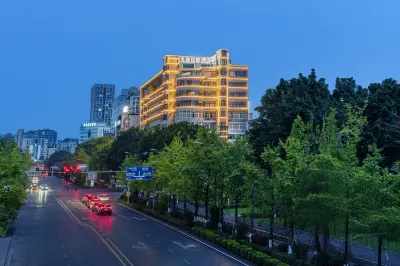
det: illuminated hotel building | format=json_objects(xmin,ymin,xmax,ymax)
[{"xmin": 140, "ymin": 48, "xmax": 249, "ymax": 140}]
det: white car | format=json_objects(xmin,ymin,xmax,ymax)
[{"xmin": 98, "ymin": 193, "xmax": 110, "ymax": 202}]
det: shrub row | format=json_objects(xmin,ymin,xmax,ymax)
[{"xmin": 192, "ymin": 227, "xmax": 287, "ymax": 266}]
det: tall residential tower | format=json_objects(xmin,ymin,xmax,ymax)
[
  {"xmin": 90, "ymin": 84, "xmax": 115, "ymax": 126},
  {"xmin": 140, "ymin": 48, "xmax": 248, "ymax": 140}
]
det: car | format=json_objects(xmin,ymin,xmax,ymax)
[
  {"xmin": 82, "ymin": 194, "xmax": 94, "ymax": 203},
  {"xmin": 87, "ymin": 197, "xmax": 100, "ymax": 209},
  {"xmin": 39, "ymin": 183, "xmax": 48, "ymax": 190},
  {"xmin": 98, "ymin": 193, "xmax": 110, "ymax": 202},
  {"xmin": 96, "ymin": 203, "xmax": 112, "ymax": 215},
  {"xmin": 30, "ymin": 183, "xmax": 38, "ymax": 190},
  {"xmin": 92, "ymin": 202, "xmax": 104, "ymax": 212}
]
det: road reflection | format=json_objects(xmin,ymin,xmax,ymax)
[{"xmin": 36, "ymin": 189, "xmax": 48, "ymax": 203}]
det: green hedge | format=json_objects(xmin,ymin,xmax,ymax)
[{"xmin": 192, "ymin": 227, "xmax": 287, "ymax": 266}]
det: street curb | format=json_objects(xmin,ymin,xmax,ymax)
[
  {"xmin": 117, "ymin": 203, "xmax": 257, "ymax": 266},
  {"xmin": 3, "ymin": 236, "xmax": 13, "ymax": 266}
]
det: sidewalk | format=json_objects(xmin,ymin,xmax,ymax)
[
  {"xmin": 0, "ymin": 237, "xmax": 11, "ymax": 266},
  {"xmin": 177, "ymin": 202, "xmax": 396, "ymax": 265}
]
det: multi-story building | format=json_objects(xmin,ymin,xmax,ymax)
[
  {"xmin": 20, "ymin": 129, "xmax": 57, "ymax": 161},
  {"xmin": 60, "ymin": 138, "xmax": 79, "ymax": 154},
  {"xmin": 140, "ymin": 48, "xmax": 249, "ymax": 140},
  {"xmin": 90, "ymin": 84, "xmax": 115, "ymax": 126},
  {"xmin": 16, "ymin": 129, "xmax": 24, "ymax": 149},
  {"xmin": 79, "ymin": 122, "xmax": 111, "ymax": 143},
  {"xmin": 111, "ymin": 87, "xmax": 140, "ymax": 136}
]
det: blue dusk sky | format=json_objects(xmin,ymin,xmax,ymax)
[{"xmin": 0, "ymin": 0, "xmax": 399, "ymax": 139}]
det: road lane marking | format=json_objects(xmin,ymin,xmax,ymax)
[
  {"xmin": 64, "ymin": 254, "xmax": 67, "ymax": 258},
  {"xmin": 173, "ymin": 241, "xmax": 195, "ymax": 249},
  {"xmin": 61, "ymin": 244, "xmax": 64, "ymax": 248},
  {"xmin": 168, "ymin": 249, "xmax": 173, "ymax": 252},
  {"xmin": 184, "ymin": 259, "xmax": 190, "ymax": 264},
  {"xmin": 156, "ymin": 241, "xmax": 160, "ymax": 243},
  {"xmin": 107, "ymin": 239, "xmax": 135, "ymax": 266},
  {"xmin": 145, "ymin": 233, "xmax": 150, "ymax": 237},
  {"xmin": 113, "ymin": 211, "xmax": 128, "ymax": 220},
  {"xmin": 118, "ymin": 203, "xmax": 250, "ymax": 266},
  {"xmin": 131, "ymin": 241, "xmax": 150, "ymax": 250},
  {"xmin": 58, "ymin": 237, "xmax": 61, "ymax": 240},
  {"xmin": 56, "ymin": 198, "xmax": 134, "ymax": 266},
  {"xmin": 136, "ymin": 228, "xmax": 140, "ymax": 231},
  {"xmin": 132, "ymin": 216, "xmax": 147, "ymax": 221}
]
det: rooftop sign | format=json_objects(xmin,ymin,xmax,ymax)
[{"xmin": 180, "ymin": 54, "xmax": 218, "ymax": 65}]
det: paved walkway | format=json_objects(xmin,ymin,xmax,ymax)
[{"xmin": 177, "ymin": 202, "xmax": 397, "ymax": 266}]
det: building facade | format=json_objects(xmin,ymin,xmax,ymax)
[
  {"xmin": 79, "ymin": 122, "xmax": 111, "ymax": 143},
  {"xmin": 111, "ymin": 87, "xmax": 140, "ymax": 136},
  {"xmin": 90, "ymin": 84, "xmax": 115, "ymax": 126},
  {"xmin": 60, "ymin": 138, "xmax": 79, "ymax": 154},
  {"xmin": 20, "ymin": 129, "xmax": 57, "ymax": 161},
  {"xmin": 16, "ymin": 129, "xmax": 24, "ymax": 149},
  {"xmin": 140, "ymin": 48, "xmax": 249, "ymax": 140}
]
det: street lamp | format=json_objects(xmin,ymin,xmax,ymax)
[{"xmin": 195, "ymin": 141, "xmax": 203, "ymax": 145}]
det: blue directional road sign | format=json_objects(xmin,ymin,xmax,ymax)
[{"xmin": 126, "ymin": 166, "xmax": 153, "ymax": 181}]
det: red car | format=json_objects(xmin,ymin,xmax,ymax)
[
  {"xmin": 93, "ymin": 203, "xmax": 112, "ymax": 215},
  {"xmin": 82, "ymin": 194, "xmax": 94, "ymax": 203},
  {"xmin": 87, "ymin": 197, "xmax": 100, "ymax": 209}
]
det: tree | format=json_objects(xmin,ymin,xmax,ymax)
[
  {"xmin": 364, "ymin": 78, "xmax": 400, "ymax": 167},
  {"xmin": 45, "ymin": 150, "xmax": 73, "ymax": 169},
  {"xmin": 0, "ymin": 141, "xmax": 30, "ymax": 236},
  {"xmin": 249, "ymin": 69, "xmax": 331, "ymax": 161}
]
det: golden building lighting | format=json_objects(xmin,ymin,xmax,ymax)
[{"xmin": 140, "ymin": 48, "xmax": 249, "ymax": 141}]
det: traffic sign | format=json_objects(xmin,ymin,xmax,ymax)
[{"xmin": 126, "ymin": 166, "xmax": 153, "ymax": 180}]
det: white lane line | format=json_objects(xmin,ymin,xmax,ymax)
[
  {"xmin": 168, "ymin": 249, "xmax": 173, "ymax": 253},
  {"xmin": 156, "ymin": 241, "xmax": 160, "ymax": 244},
  {"xmin": 58, "ymin": 237, "xmax": 61, "ymax": 240},
  {"xmin": 136, "ymin": 228, "xmax": 140, "ymax": 231},
  {"xmin": 61, "ymin": 244, "xmax": 64, "ymax": 248},
  {"xmin": 184, "ymin": 259, "xmax": 190, "ymax": 264},
  {"xmin": 112, "ymin": 217, "xmax": 116, "ymax": 221},
  {"xmin": 64, "ymin": 254, "xmax": 67, "ymax": 258},
  {"xmin": 118, "ymin": 203, "xmax": 250, "ymax": 266},
  {"xmin": 145, "ymin": 233, "xmax": 150, "ymax": 237},
  {"xmin": 113, "ymin": 211, "xmax": 128, "ymax": 220}
]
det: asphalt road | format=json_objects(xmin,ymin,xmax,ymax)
[{"xmin": 6, "ymin": 176, "xmax": 249, "ymax": 266}]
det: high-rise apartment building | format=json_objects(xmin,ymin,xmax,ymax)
[
  {"xmin": 90, "ymin": 84, "xmax": 115, "ymax": 126},
  {"xmin": 140, "ymin": 48, "xmax": 249, "ymax": 140},
  {"xmin": 20, "ymin": 129, "xmax": 57, "ymax": 161},
  {"xmin": 111, "ymin": 87, "xmax": 140, "ymax": 136},
  {"xmin": 16, "ymin": 129, "xmax": 24, "ymax": 149}
]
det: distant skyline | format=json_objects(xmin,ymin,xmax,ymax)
[{"xmin": 1, "ymin": 0, "xmax": 399, "ymax": 139}]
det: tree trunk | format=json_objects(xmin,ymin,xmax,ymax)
[
  {"xmin": 234, "ymin": 189, "xmax": 239, "ymax": 225},
  {"xmin": 250, "ymin": 185, "xmax": 255, "ymax": 232},
  {"xmin": 205, "ymin": 185, "xmax": 209, "ymax": 219},
  {"xmin": 172, "ymin": 194, "xmax": 176, "ymax": 209},
  {"xmin": 344, "ymin": 212, "xmax": 349, "ymax": 264},
  {"xmin": 194, "ymin": 196, "xmax": 199, "ymax": 217},
  {"xmin": 288, "ymin": 219, "xmax": 294, "ymax": 254},
  {"xmin": 220, "ymin": 207, "xmax": 224, "ymax": 229},
  {"xmin": 183, "ymin": 196, "xmax": 187, "ymax": 211},
  {"xmin": 322, "ymin": 223, "xmax": 331, "ymax": 254},
  {"xmin": 378, "ymin": 235, "xmax": 383, "ymax": 266}
]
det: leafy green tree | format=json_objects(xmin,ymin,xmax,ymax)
[
  {"xmin": 249, "ymin": 69, "xmax": 331, "ymax": 161},
  {"xmin": 45, "ymin": 150, "xmax": 73, "ymax": 169},
  {"xmin": 0, "ymin": 141, "xmax": 30, "ymax": 236},
  {"xmin": 364, "ymin": 78, "xmax": 400, "ymax": 167}
]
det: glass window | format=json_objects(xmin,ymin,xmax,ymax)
[
  {"xmin": 221, "ymin": 50, "xmax": 228, "ymax": 56},
  {"xmin": 229, "ymin": 81, "xmax": 247, "ymax": 87},
  {"xmin": 221, "ymin": 79, "xmax": 227, "ymax": 86}
]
